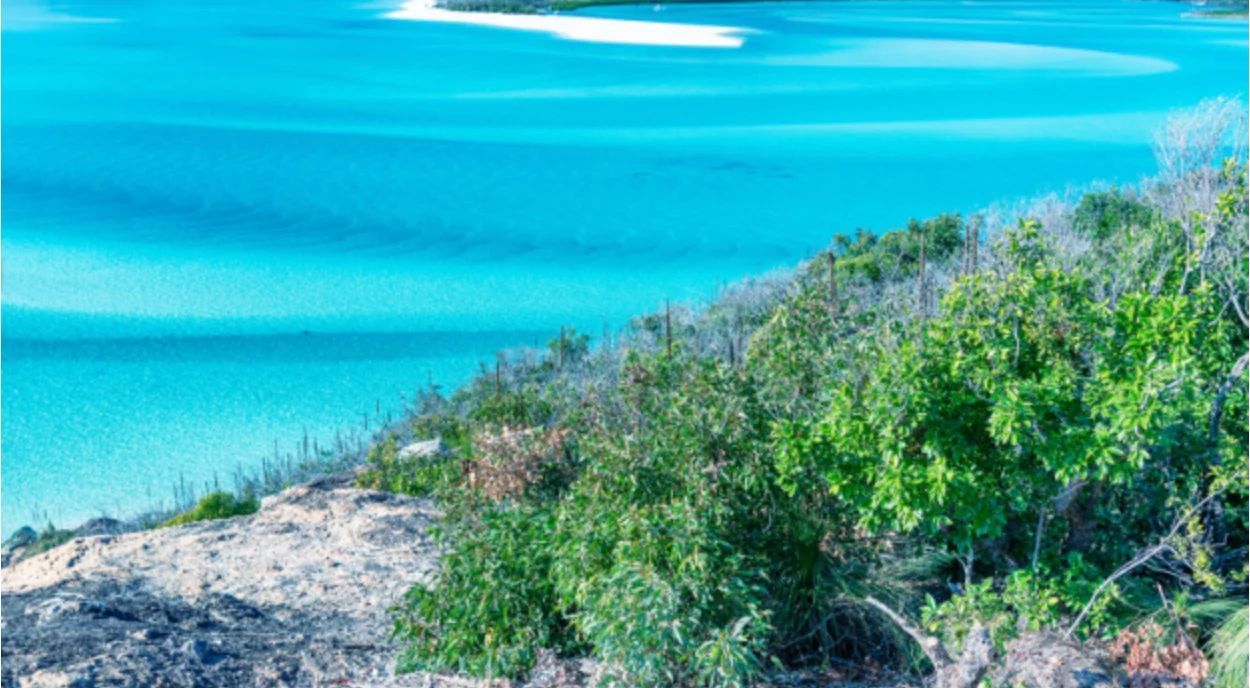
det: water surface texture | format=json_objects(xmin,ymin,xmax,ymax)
[{"xmin": 3, "ymin": 0, "xmax": 1245, "ymax": 528}]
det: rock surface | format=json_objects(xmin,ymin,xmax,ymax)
[
  {"xmin": 397, "ymin": 439, "xmax": 446, "ymax": 461},
  {"xmin": 1, "ymin": 473, "xmax": 444, "ymax": 688},
  {"xmin": 993, "ymin": 632, "xmax": 1118, "ymax": 688}
]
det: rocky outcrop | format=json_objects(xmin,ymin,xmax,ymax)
[
  {"xmin": 1, "ymin": 473, "xmax": 443, "ymax": 688},
  {"xmin": 993, "ymin": 632, "xmax": 1118, "ymax": 688}
]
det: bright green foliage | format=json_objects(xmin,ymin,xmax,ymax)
[
  {"xmin": 782, "ymin": 221, "xmax": 1108, "ymax": 554},
  {"xmin": 549, "ymin": 354, "xmax": 780, "ymax": 685},
  {"xmin": 780, "ymin": 211, "xmax": 1242, "ymax": 575},
  {"xmin": 395, "ymin": 506, "xmax": 567, "ymax": 677},
  {"xmin": 920, "ymin": 555, "xmax": 1120, "ymax": 651},
  {"xmin": 1207, "ymin": 606, "xmax": 1249, "ymax": 688},
  {"xmin": 162, "ymin": 491, "xmax": 259, "ymax": 527},
  {"xmin": 384, "ymin": 155, "xmax": 1249, "ymax": 683},
  {"xmin": 1072, "ymin": 189, "xmax": 1155, "ymax": 239},
  {"xmin": 356, "ymin": 435, "xmax": 461, "ymax": 497},
  {"xmin": 395, "ymin": 350, "xmax": 852, "ymax": 684},
  {"xmin": 834, "ymin": 214, "xmax": 963, "ymax": 282}
]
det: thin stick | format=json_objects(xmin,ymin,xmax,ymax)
[
  {"xmin": 864, "ymin": 596, "xmax": 951, "ymax": 669},
  {"xmin": 1065, "ymin": 489, "xmax": 1225, "ymax": 638}
]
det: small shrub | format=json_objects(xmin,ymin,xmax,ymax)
[
  {"xmin": 356, "ymin": 435, "xmax": 460, "ymax": 498},
  {"xmin": 162, "ymin": 491, "xmax": 259, "ymax": 527},
  {"xmin": 464, "ymin": 426, "xmax": 571, "ymax": 502},
  {"xmin": 23, "ymin": 523, "xmax": 75, "ymax": 559},
  {"xmin": 1206, "ymin": 606, "xmax": 1248, "ymax": 688},
  {"xmin": 1108, "ymin": 621, "xmax": 1209, "ymax": 687},
  {"xmin": 393, "ymin": 505, "xmax": 570, "ymax": 678},
  {"xmin": 1072, "ymin": 189, "xmax": 1154, "ymax": 239}
]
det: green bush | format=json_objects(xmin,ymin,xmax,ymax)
[
  {"xmin": 24, "ymin": 523, "xmax": 75, "ymax": 559},
  {"xmin": 162, "ymin": 491, "xmax": 259, "ymax": 527},
  {"xmin": 1208, "ymin": 606, "xmax": 1249, "ymax": 688},
  {"xmin": 1071, "ymin": 189, "xmax": 1155, "ymax": 239},
  {"xmin": 382, "ymin": 152, "xmax": 1248, "ymax": 684},
  {"xmin": 393, "ymin": 350, "xmax": 866, "ymax": 684},
  {"xmin": 356, "ymin": 435, "xmax": 461, "ymax": 498},
  {"xmin": 394, "ymin": 505, "xmax": 568, "ymax": 677}
]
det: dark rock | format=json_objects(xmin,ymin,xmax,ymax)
[
  {"xmin": 2, "ymin": 527, "xmax": 39, "ymax": 568},
  {"xmin": 5, "ymin": 527, "xmax": 38, "ymax": 549},
  {"xmin": 1, "ymin": 579, "xmax": 393, "ymax": 687},
  {"xmin": 76, "ymin": 518, "xmax": 127, "ymax": 538}
]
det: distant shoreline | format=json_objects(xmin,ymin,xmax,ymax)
[
  {"xmin": 1184, "ymin": 8, "xmax": 1249, "ymax": 18},
  {"xmin": 386, "ymin": 0, "xmax": 750, "ymax": 47},
  {"xmin": 423, "ymin": 0, "xmax": 1250, "ymax": 15}
]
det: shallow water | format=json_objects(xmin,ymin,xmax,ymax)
[{"xmin": 2, "ymin": 0, "xmax": 1244, "ymax": 529}]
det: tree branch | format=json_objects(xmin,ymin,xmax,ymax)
[
  {"xmin": 1209, "ymin": 352, "xmax": 1249, "ymax": 446},
  {"xmin": 1065, "ymin": 489, "xmax": 1226, "ymax": 639},
  {"xmin": 864, "ymin": 596, "xmax": 951, "ymax": 669}
]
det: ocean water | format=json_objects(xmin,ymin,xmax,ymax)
[{"xmin": 2, "ymin": 0, "xmax": 1245, "ymax": 530}]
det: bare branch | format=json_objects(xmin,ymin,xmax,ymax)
[
  {"xmin": 864, "ymin": 595, "xmax": 952, "ymax": 669},
  {"xmin": 1209, "ymin": 352, "xmax": 1249, "ymax": 446},
  {"xmin": 1065, "ymin": 489, "xmax": 1226, "ymax": 639}
]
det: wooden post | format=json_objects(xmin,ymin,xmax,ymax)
[
  {"xmin": 917, "ymin": 227, "xmax": 928, "ymax": 317},
  {"xmin": 665, "ymin": 300, "xmax": 672, "ymax": 357},
  {"xmin": 962, "ymin": 221, "xmax": 970, "ymax": 275},
  {"xmin": 965, "ymin": 216, "xmax": 980, "ymax": 274},
  {"xmin": 827, "ymin": 251, "xmax": 839, "ymax": 320},
  {"xmin": 558, "ymin": 326, "xmax": 565, "ymax": 370}
]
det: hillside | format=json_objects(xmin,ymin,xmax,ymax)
[
  {"xmin": 354, "ymin": 97, "xmax": 1248, "ymax": 687},
  {"xmin": 2, "ymin": 98, "xmax": 1246, "ymax": 688}
]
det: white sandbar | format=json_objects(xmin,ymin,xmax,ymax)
[{"xmin": 386, "ymin": 0, "xmax": 748, "ymax": 48}]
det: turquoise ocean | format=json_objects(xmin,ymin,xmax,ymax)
[{"xmin": 2, "ymin": 0, "xmax": 1245, "ymax": 529}]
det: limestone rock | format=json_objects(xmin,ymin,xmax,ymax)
[{"xmin": 1, "ymin": 473, "xmax": 442, "ymax": 687}]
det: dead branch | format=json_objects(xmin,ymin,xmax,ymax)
[
  {"xmin": 1065, "ymin": 489, "xmax": 1226, "ymax": 639},
  {"xmin": 864, "ymin": 596, "xmax": 951, "ymax": 669}
]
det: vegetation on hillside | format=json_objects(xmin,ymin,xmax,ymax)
[
  {"xmin": 161, "ymin": 491, "xmax": 261, "ymax": 528},
  {"xmin": 364, "ymin": 98, "xmax": 1248, "ymax": 685}
]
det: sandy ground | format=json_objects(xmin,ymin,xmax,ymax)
[{"xmin": 386, "ymin": 0, "xmax": 749, "ymax": 48}]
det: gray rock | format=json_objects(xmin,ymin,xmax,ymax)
[
  {"xmin": 76, "ymin": 518, "xmax": 126, "ymax": 538},
  {"xmin": 2, "ymin": 527, "xmax": 39, "ymax": 568},
  {"xmin": 5, "ymin": 527, "xmax": 38, "ymax": 550},
  {"xmin": 993, "ymin": 632, "xmax": 1117, "ymax": 688},
  {"xmin": 397, "ymin": 438, "xmax": 446, "ymax": 461},
  {"xmin": 1, "ymin": 477, "xmax": 442, "ymax": 688}
]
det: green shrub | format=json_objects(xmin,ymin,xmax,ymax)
[
  {"xmin": 1207, "ymin": 606, "xmax": 1249, "ymax": 688},
  {"xmin": 356, "ymin": 435, "xmax": 461, "ymax": 498},
  {"xmin": 23, "ymin": 523, "xmax": 75, "ymax": 559},
  {"xmin": 394, "ymin": 351, "xmax": 860, "ymax": 684},
  {"xmin": 1071, "ymin": 188, "xmax": 1155, "ymax": 239},
  {"xmin": 380, "ymin": 152, "xmax": 1248, "ymax": 684},
  {"xmin": 393, "ymin": 505, "xmax": 569, "ymax": 678},
  {"xmin": 162, "ymin": 491, "xmax": 259, "ymax": 527}
]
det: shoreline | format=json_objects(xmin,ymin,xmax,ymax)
[{"xmin": 385, "ymin": 0, "xmax": 750, "ymax": 47}]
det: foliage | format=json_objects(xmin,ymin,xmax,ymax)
[
  {"xmin": 394, "ymin": 505, "xmax": 567, "ymax": 677},
  {"xmin": 377, "ymin": 107, "xmax": 1248, "ymax": 684},
  {"xmin": 1072, "ymin": 188, "xmax": 1155, "ymax": 239},
  {"xmin": 25, "ymin": 524, "xmax": 76, "ymax": 559},
  {"xmin": 833, "ymin": 214, "xmax": 963, "ymax": 283},
  {"xmin": 161, "ymin": 490, "xmax": 259, "ymax": 527},
  {"xmin": 1206, "ymin": 606, "xmax": 1248, "ymax": 688},
  {"xmin": 356, "ymin": 435, "xmax": 462, "ymax": 498}
]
